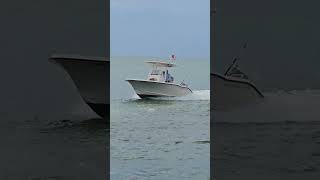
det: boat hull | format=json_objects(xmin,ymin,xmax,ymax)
[
  {"xmin": 49, "ymin": 54, "xmax": 109, "ymax": 118},
  {"xmin": 211, "ymin": 72, "xmax": 264, "ymax": 110},
  {"xmin": 126, "ymin": 79, "xmax": 192, "ymax": 98}
]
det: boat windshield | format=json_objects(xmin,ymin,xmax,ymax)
[{"xmin": 151, "ymin": 69, "xmax": 161, "ymax": 75}]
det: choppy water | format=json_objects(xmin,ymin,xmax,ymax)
[{"xmin": 110, "ymin": 56, "xmax": 210, "ymax": 179}]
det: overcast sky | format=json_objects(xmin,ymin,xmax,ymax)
[{"xmin": 111, "ymin": 0, "xmax": 210, "ymax": 58}]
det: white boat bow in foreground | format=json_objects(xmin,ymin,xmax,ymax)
[{"xmin": 49, "ymin": 54, "xmax": 109, "ymax": 118}]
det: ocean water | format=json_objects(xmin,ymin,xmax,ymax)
[
  {"xmin": 213, "ymin": 90, "xmax": 320, "ymax": 179},
  {"xmin": 0, "ymin": 112, "xmax": 108, "ymax": 180},
  {"xmin": 110, "ymin": 56, "xmax": 210, "ymax": 179}
]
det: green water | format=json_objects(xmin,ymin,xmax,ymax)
[{"xmin": 110, "ymin": 56, "xmax": 210, "ymax": 179}]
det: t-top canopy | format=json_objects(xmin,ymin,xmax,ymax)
[{"xmin": 144, "ymin": 60, "xmax": 176, "ymax": 68}]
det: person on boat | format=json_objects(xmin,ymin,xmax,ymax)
[
  {"xmin": 165, "ymin": 70, "xmax": 174, "ymax": 83},
  {"xmin": 169, "ymin": 75, "xmax": 174, "ymax": 82}
]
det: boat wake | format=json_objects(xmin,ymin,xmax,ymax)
[
  {"xmin": 130, "ymin": 90, "xmax": 210, "ymax": 101},
  {"xmin": 172, "ymin": 90, "xmax": 210, "ymax": 100},
  {"xmin": 213, "ymin": 89, "xmax": 320, "ymax": 123}
]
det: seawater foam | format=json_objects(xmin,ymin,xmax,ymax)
[
  {"xmin": 172, "ymin": 90, "xmax": 210, "ymax": 100},
  {"xmin": 131, "ymin": 90, "xmax": 210, "ymax": 101},
  {"xmin": 213, "ymin": 89, "xmax": 320, "ymax": 123},
  {"xmin": 131, "ymin": 93, "xmax": 141, "ymax": 100}
]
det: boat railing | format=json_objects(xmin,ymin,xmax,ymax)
[
  {"xmin": 229, "ymin": 73, "xmax": 249, "ymax": 79},
  {"xmin": 180, "ymin": 80, "xmax": 188, "ymax": 87}
]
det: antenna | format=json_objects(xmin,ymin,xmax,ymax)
[
  {"xmin": 224, "ymin": 42, "xmax": 248, "ymax": 75},
  {"xmin": 239, "ymin": 42, "xmax": 247, "ymax": 59}
]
